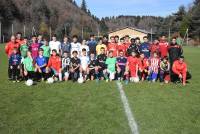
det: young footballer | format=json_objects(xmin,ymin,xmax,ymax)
[
  {"xmin": 96, "ymin": 38, "xmax": 107, "ymax": 55},
  {"xmin": 35, "ymin": 48, "xmax": 47, "ymax": 81},
  {"xmin": 139, "ymin": 36, "xmax": 150, "ymax": 58},
  {"xmin": 29, "ymin": 35, "xmax": 39, "ymax": 60},
  {"xmin": 20, "ymin": 37, "xmax": 29, "ymax": 59},
  {"xmin": 9, "ymin": 48, "xmax": 21, "ymax": 82},
  {"xmin": 88, "ymin": 52, "xmax": 96, "ymax": 80},
  {"xmin": 160, "ymin": 56, "xmax": 170, "ymax": 84},
  {"xmin": 71, "ymin": 35, "xmax": 81, "ymax": 57},
  {"xmin": 148, "ymin": 52, "xmax": 160, "ymax": 82},
  {"xmin": 125, "ymin": 51, "xmax": 140, "ymax": 83},
  {"xmin": 138, "ymin": 53, "xmax": 149, "ymax": 81},
  {"xmin": 159, "ymin": 35, "xmax": 169, "ymax": 58},
  {"xmin": 116, "ymin": 50, "xmax": 127, "ymax": 81},
  {"xmin": 105, "ymin": 51, "xmax": 117, "ymax": 82},
  {"xmin": 70, "ymin": 51, "xmax": 81, "ymax": 82},
  {"xmin": 5, "ymin": 35, "xmax": 20, "ymax": 80},
  {"xmin": 172, "ymin": 56, "xmax": 188, "ymax": 86},
  {"xmin": 95, "ymin": 47, "xmax": 107, "ymax": 81},
  {"xmin": 62, "ymin": 51, "xmax": 71, "ymax": 81},
  {"xmin": 46, "ymin": 49, "xmax": 62, "ymax": 81},
  {"xmin": 107, "ymin": 36, "xmax": 118, "ymax": 57},
  {"xmin": 23, "ymin": 51, "xmax": 35, "ymax": 80},
  {"xmin": 80, "ymin": 39, "xmax": 89, "ymax": 56},
  {"xmin": 49, "ymin": 34, "xmax": 61, "ymax": 55},
  {"xmin": 79, "ymin": 49, "xmax": 90, "ymax": 81},
  {"xmin": 41, "ymin": 38, "xmax": 51, "ymax": 61},
  {"xmin": 61, "ymin": 36, "xmax": 71, "ymax": 56}
]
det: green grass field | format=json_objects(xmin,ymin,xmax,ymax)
[{"xmin": 0, "ymin": 44, "xmax": 199, "ymax": 134}]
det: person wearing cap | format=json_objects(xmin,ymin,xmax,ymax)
[{"xmin": 172, "ymin": 56, "xmax": 187, "ymax": 86}]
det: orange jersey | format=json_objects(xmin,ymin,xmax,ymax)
[
  {"xmin": 172, "ymin": 60, "xmax": 187, "ymax": 83},
  {"xmin": 108, "ymin": 42, "xmax": 118, "ymax": 57},
  {"xmin": 47, "ymin": 56, "xmax": 61, "ymax": 71},
  {"xmin": 5, "ymin": 41, "xmax": 20, "ymax": 57}
]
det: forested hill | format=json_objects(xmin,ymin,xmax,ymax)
[
  {"xmin": 0, "ymin": 0, "xmax": 99, "ymax": 39},
  {"xmin": 0, "ymin": 0, "xmax": 199, "ymax": 42}
]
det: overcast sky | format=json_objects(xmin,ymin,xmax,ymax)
[{"xmin": 76, "ymin": 0, "xmax": 193, "ymax": 18}]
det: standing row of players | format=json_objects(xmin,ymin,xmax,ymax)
[{"xmin": 5, "ymin": 33, "xmax": 191, "ymax": 85}]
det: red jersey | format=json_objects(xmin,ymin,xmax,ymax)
[
  {"xmin": 150, "ymin": 43, "xmax": 159, "ymax": 55},
  {"xmin": 149, "ymin": 57, "xmax": 160, "ymax": 73},
  {"xmin": 127, "ymin": 56, "xmax": 139, "ymax": 77},
  {"xmin": 5, "ymin": 41, "xmax": 20, "ymax": 57},
  {"xmin": 117, "ymin": 43, "xmax": 126, "ymax": 55},
  {"xmin": 47, "ymin": 56, "xmax": 61, "ymax": 72},
  {"xmin": 172, "ymin": 60, "xmax": 187, "ymax": 83},
  {"xmin": 138, "ymin": 58, "xmax": 149, "ymax": 71},
  {"xmin": 108, "ymin": 42, "xmax": 118, "ymax": 57},
  {"xmin": 159, "ymin": 41, "xmax": 169, "ymax": 58}
]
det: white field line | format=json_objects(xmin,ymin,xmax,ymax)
[{"xmin": 116, "ymin": 82, "xmax": 139, "ymax": 134}]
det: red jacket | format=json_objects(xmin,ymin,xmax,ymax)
[
  {"xmin": 47, "ymin": 56, "xmax": 61, "ymax": 72},
  {"xmin": 172, "ymin": 60, "xmax": 187, "ymax": 83},
  {"xmin": 5, "ymin": 41, "xmax": 20, "ymax": 57},
  {"xmin": 159, "ymin": 41, "xmax": 169, "ymax": 58}
]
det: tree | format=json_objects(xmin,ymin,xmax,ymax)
[
  {"xmin": 189, "ymin": 1, "xmax": 200, "ymax": 38},
  {"xmin": 81, "ymin": 0, "xmax": 87, "ymax": 12}
]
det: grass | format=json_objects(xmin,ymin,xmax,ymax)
[
  {"xmin": 124, "ymin": 47, "xmax": 200, "ymax": 134},
  {"xmin": 0, "ymin": 44, "xmax": 200, "ymax": 134}
]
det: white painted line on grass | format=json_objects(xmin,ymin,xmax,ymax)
[{"xmin": 116, "ymin": 82, "xmax": 139, "ymax": 134}]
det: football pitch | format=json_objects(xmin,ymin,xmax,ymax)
[{"xmin": 0, "ymin": 44, "xmax": 200, "ymax": 134}]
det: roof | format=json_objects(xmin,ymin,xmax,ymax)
[{"xmin": 108, "ymin": 26, "xmax": 154, "ymax": 34}]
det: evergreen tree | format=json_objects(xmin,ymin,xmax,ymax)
[{"xmin": 81, "ymin": 0, "xmax": 87, "ymax": 12}]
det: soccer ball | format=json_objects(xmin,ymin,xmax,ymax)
[
  {"xmin": 78, "ymin": 77, "xmax": 84, "ymax": 84},
  {"xmin": 130, "ymin": 77, "xmax": 140, "ymax": 83},
  {"xmin": 47, "ymin": 77, "xmax": 54, "ymax": 84},
  {"xmin": 25, "ymin": 79, "xmax": 33, "ymax": 86}
]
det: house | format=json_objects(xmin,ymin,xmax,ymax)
[{"xmin": 108, "ymin": 27, "xmax": 154, "ymax": 42}]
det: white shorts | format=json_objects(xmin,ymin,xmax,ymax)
[{"xmin": 107, "ymin": 69, "xmax": 115, "ymax": 80}]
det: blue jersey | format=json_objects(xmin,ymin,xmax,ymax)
[
  {"xmin": 117, "ymin": 57, "xmax": 127, "ymax": 70},
  {"xmin": 9, "ymin": 53, "xmax": 21, "ymax": 65},
  {"xmin": 139, "ymin": 42, "xmax": 150, "ymax": 58},
  {"xmin": 36, "ymin": 56, "xmax": 47, "ymax": 69}
]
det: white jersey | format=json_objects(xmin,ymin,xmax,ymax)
[
  {"xmin": 80, "ymin": 56, "xmax": 90, "ymax": 70},
  {"xmin": 80, "ymin": 45, "xmax": 89, "ymax": 56},
  {"xmin": 49, "ymin": 41, "xmax": 61, "ymax": 54},
  {"xmin": 71, "ymin": 42, "xmax": 81, "ymax": 56}
]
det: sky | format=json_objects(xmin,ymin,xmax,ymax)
[{"xmin": 76, "ymin": 0, "xmax": 193, "ymax": 18}]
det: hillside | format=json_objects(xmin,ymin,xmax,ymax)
[{"xmin": 0, "ymin": 0, "xmax": 99, "ymax": 39}]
